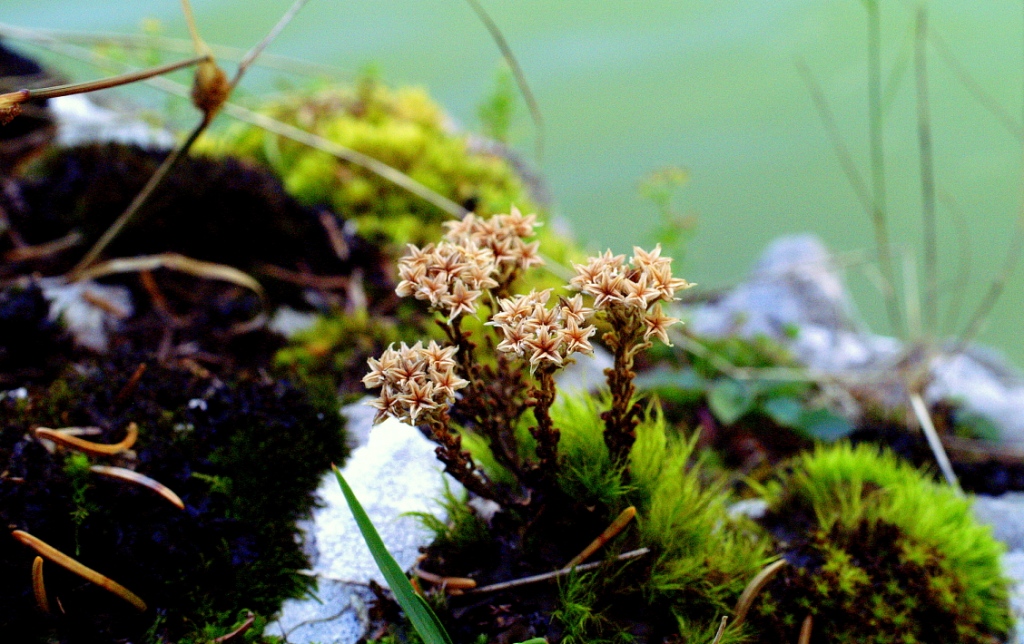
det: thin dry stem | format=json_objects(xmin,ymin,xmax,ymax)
[
  {"xmin": 915, "ymin": 7, "xmax": 938, "ymax": 335},
  {"xmin": 464, "ymin": 0, "xmax": 545, "ymax": 160},
  {"xmin": 0, "ymin": 54, "xmax": 208, "ymax": 106},
  {"xmin": 466, "ymin": 547, "xmax": 650, "ymax": 595}
]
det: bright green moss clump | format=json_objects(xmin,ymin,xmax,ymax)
[
  {"xmin": 200, "ymin": 77, "xmax": 543, "ymax": 248},
  {"xmin": 751, "ymin": 443, "xmax": 1011, "ymax": 643}
]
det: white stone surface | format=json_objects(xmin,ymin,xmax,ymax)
[
  {"xmin": 689, "ymin": 233, "xmax": 1024, "ymax": 445},
  {"xmin": 269, "ymin": 406, "xmax": 460, "ymax": 644},
  {"xmin": 50, "ymin": 94, "xmax": 175, "ymax": 148},
  {"xmin": 39, "ymin": 278, "xmax": 132, "ymax": 352}
]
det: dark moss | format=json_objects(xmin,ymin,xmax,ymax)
[
  {"xmin": 751, "ymin": 521, "xmax": 999, "ymax": 644},
  {"xmin": 0, "ymin": 282, "xmax": 72, "ymax": 387},
  {"xmin": 1, "ymin": 142, "xmax": 392, "ymax": 308},
  {"xmin": 0, "ymin": 350, "xmax": 347, "ymax": 643}
]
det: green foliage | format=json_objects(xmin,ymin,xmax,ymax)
[
  {"xmin": 639, "ymin": 166, "xmax": 695, "ymax": 264},
  {"xmin": 408, "ymin": 478, "xmax": 490, "ymax": 554},
  {"xmin": 478, "ymin": 65, "xmax": 517, "ymax": 144},
  {"xmin": 637, "ymin": 334, "xmax": 854, "ymax": 442},
  {"xmin": 751, "ymin": 443, "xmax": 1012, "ymax": 643},
  {"xmin": 62, "ymin": 451, "xmax": 96, "ymax": 556}
]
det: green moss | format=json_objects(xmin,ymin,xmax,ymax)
[
  {"xmin": 751, "ymin": 443, "xmax": 1012, "ymax": 643},
  {"xmin": 454, "ymin": 394, "xmax": 771, "ymax": 643}
]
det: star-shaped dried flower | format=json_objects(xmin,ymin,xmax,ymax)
[
  {"xmin": 430, "ymin": 366, "xmax": 469, "ymax": 398},
  {"xmin": 559, "ymin": 294, "xmax": 593, "ymax": 325},
  {"xmin": 421, "ymin": 341, "xmax": 457, "ymax": 372},
  {"xmin": 524, "ymin": 326, "xmax": 563, "ymax": 368},
  {"xmin": 623, "ymin": 272, "xmax": 662, "ymax": 309},
  {"xmin": 367, "ymin": 385, "xmax": 402, "ymax": 424},
  {"xmin": 560, "ymin": 316, "xmax": 596, "ymax": 356},
  {"xmin": 442, "ymin": 280, "xmax": 482, "ymax": 319},
  {"xmin": 643, "ymin": 303, "xmax": 680, "ymax": 345},
  {"xmin": 399, "ymin": 380, "xmax": 439, "ymax": 423},
  {"xmin": 586, "ymin": 270, "xmax": 627, "ymax": 310}
]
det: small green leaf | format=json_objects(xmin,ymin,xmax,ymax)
[
  {"xmin": 708, "ymin": 379, "xmax": 756, "ymax": 425},
  {"xmin": 333, "ymin": 465, "xmax": 454, "ymax": 644},
  {"xmin": 763, "ymin": 396, "xmax": 804, "ymax": 428},
  {"xmin": 794, "ymin": 408, "xmax": 854, "ymax": 442}
]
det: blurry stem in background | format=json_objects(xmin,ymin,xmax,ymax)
[
  {"xmin": 938, "ymin": 190, "xmax": 972, "ymax": 335},
  {"xmin": 464, "ymin": 0, "xmax": 545, "ymax": 161},
  {"xmin": 864, "ymin": 0, "xmax": 904, "ymax": 338},
  {"xmin": 914, "ymin": 6, "xmax": 938, "ymax": 336},
  {"xmin": 14, "ymin": 27, "xmax": 347, "ymax": 79},
  {"xmin": 954, "ymin": 206, "xmax": 1024, "ymax": 354},
  {"xmin": 795, "ymin": 60, "xmax": 873, "ymax": 215}
]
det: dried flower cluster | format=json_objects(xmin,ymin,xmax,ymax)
[
  {"xmin": 488, "ymin": 291, "xmax": 596, "ymax": 370},
  {"xmin": 364, "ymin": 208, "xmax": 693, "ymax": 501},
  {"xmin": 395, "ymin": 207, "xmax": 542, "ymax": 320},
  {"xmin": 363, "ymin": 341, "xmax": 468, "ymax": 424},
  {"xmin": 569, "ymin": 245, "xmax": 689, "ymax": 344}
]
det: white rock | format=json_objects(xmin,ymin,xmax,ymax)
[
  {"xmin": 50, "ymin": 94, "xmax": 175, "ymax": 148},
  {"xmin": 269, "ymin": 405, "xmax": 460, "ymax": 644},
  {"xmin": 39, "ymin": 278, "xmax": 132, "ymax": 352},
  {"xmin": 689, "ymin": 233, "xmax": 1024, "ymax": 445}
]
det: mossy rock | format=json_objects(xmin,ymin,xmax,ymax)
[
  {"xmin": 751, "ymin": 443, "xmax": 1012, "ymax": 643},
  {"xmin": 0, "ymin": 351, "xmax": 347, "ymax": 643}
]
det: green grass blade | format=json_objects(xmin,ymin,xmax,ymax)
[{"xmin": 332, "ymin": 465, "xmax": 453, "ymax": 644}]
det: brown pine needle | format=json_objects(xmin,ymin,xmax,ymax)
[
  {"xmin": 12, "ymin": 530, "xmax": 147, "ymax": 612},
  {"xmin": 732, "ymin": 559, "xmax": 787, "ymax": 628},
  {"xmin": 710, "ymin": 616, "xmax": 728, "ymax": 644},
  {"xmin": 412, "ymin": 567, "xmax": 478, "ymax": 590},
  {"xmin": 213, "ymin": 611, "xmax": 256, "ymax": 643},
  {"xmin": 34, "ymin": 422, "xmax": 138, "ymax": 457},
  {"xmin": 113, "ymin": 363, "xmax": 147, "ymax": 405},
  {"xmin": 563, "ymin": 506, "xmax": 636, "ymax": 569},
  {"xmin": 797, "ymin": 614, "xmax": 813, "ymax": 644},
  {"xmin": 32, "ymin": 556, "xmax": 50, "ymax": 614},
  {"xmin": 89, "ymin": 466, "xmax": 185, "ymax": 511}
]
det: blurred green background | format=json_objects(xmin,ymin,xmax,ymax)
[{"xmin": 6, "ymin": 1, "xmax": 1024, "ymax": 363}]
